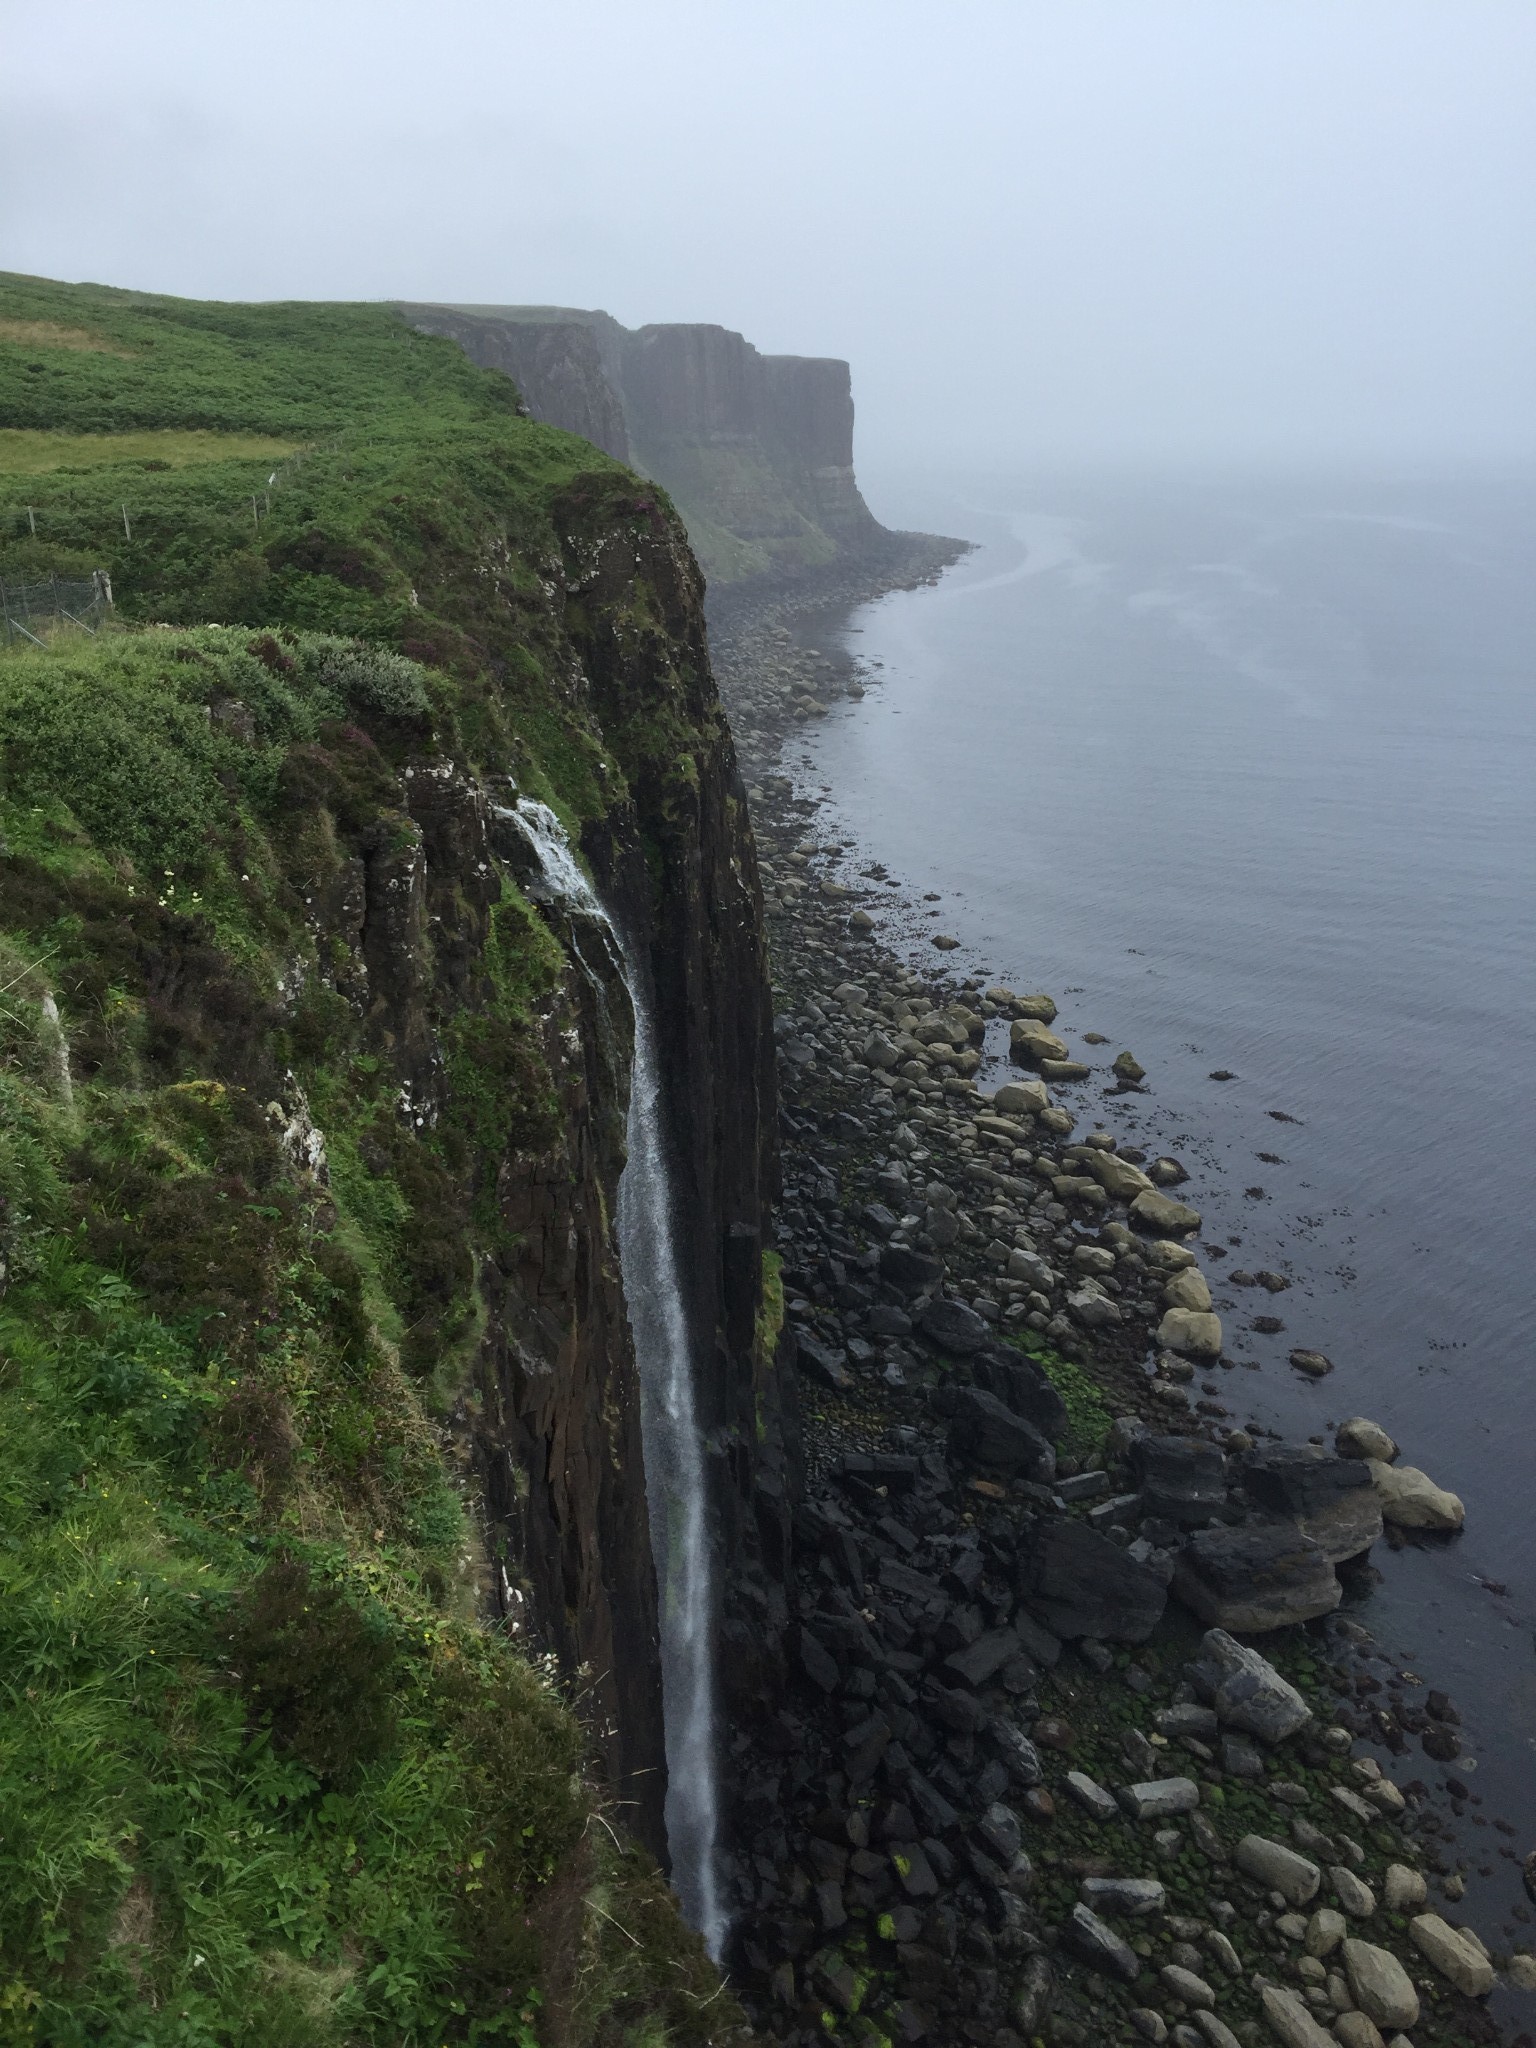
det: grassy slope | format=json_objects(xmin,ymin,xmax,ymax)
[{"xmin": 0, "ymin": 277, "xmax": 749, "ymax": 2048}]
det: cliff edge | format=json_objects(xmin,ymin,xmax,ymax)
[{"xmin": 400, "ymin": 302, "xmax": 888, "ymax": 585}]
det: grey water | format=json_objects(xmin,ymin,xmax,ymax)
[
  {"xmin": 508, "ymin": 800, "xmax": 723, "ymax": 1955},
  {"xmin": 790, "ymin": 467, "xmax": 1536, "ymax": 1955}
]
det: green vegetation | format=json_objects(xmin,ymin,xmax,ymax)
[
  {"xmin": 0, "ymin": 429, "xmax": 302, "ymax": 475},
  {"xmin": 1006, "ymin": 1333, "xmax": 1114, "ymax": 1461},
  {"xmin": 0, "ymin": 276, "xmax": 751, "ymax": 2046}
]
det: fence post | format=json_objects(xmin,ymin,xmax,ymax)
[
  {"xmin": 26, "ymin": 506, "xmax": 36, "ymax": 536},
  {"xmin": 121, "ymin": 505, "xmax": 132, "ymax": 541}
]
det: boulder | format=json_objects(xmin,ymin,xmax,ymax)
[
  {"xmin": 1305, "ymin": 1908, "xmax": 1347, "ymax": 1958},
  {"xmin": 1331, "ymin": 1866, "xmax": 1377, "ymax": 1918},
  {"xmin": 1011, "ymin": 1019, "xmax": 1069, "ymax": 1065},
  {"xmin": 1119, "ymin": 1777, "xmax": 1200, "ymax": 1820},
  {"xmin": 1080, "ymin": 1876, "xmax": 1166, "ymax": 1918},
  {"xmin": 1240, "ymin": 1445, "xmax": 1383, "ymax": 1562},
  {"xmin": 1088, "ymin": 1151, "xmax": 1154, "ymax": 1201},
  {"xmin": 1331, "ymin": 2017, "xmax": 1383, "ymax": 2048},
  {"xmin": 1021, "ymin": 1517, "xmax": 1168, "ymax": 1643},
  {"xmin": 1382, "ymin": 1864, "xmax": 1427, "ymax": 1914},
  {"xmin": 1041, "ymin": 1058, "xmax": 1093, "ymax": 1083},
  {"xmin": 1130, "ymin": 1189, "xmax": 1202, "ymax": 1237},
  {"xmin": 1234, "ymin": 1834, "xmax": 1321, "ymax": 1906},
  {"xmin": 944, "ymin": 1626, "xmax": 1023, "ymax": 1689},
  {"xmin": 878, "ymin": 1243, "xmax": 945, "ymax": 1294},
  {"xmin": 1157, "ymin": 1308, "xmax": 1224, "ymax": 1359},
  {"xmin": 1287, "ymin": 1349, "xmax": 1334, "ymax": 1378},
  {"xmin": 1187, "ymin": 1629, "xmax": 1313, "ymax": 1742},
  {"xmin": 1408, "ymin": 1913, "xmax": 1495, "ymax": 1996},
  {"xmin": 1131, "ymin": 1435, "xmax": 1227, "ymax": 1526},
  {"xmin": 943, "ymin": 1385, "xmax": 1056, "ymax": 1482},
  {"xmin": 1007, "ymin": 1245, "xmax": 1055, "ymax": 1291},
  {"xmin": 992, "ymin": 1078, "xmax": 1051, "ymax": 1116},
  {"xmin": 971, "ymin": 1346, "xmax": 1070, "ymax": 1440},
  {"xmin": 1367, "ymin": 1460, "xmax": 1465, "ymax": 1531},
  {"xmin": 795, "ymin": 1328, "xmax": 852, "ymax": 1391},
  {"xmin": 1174, "ymin": 1524, "xmax": 1341, "ymax": 1633},
  {"xmin": 1145, "ymin": 1238, "xmax": 1198, "ymax": 1271},
  {"xmin": 1065, "ymin": 1771, "xmax": 1119, "ymax": 1821},
  {"xmin": 1336, "ymin": 1417, "xmax": 1398, "ymax": 1462},
  {"xmin": 918, "ymin": 1296, "xmax": 991, "ymax": 1355},
  {"xmin": 1159, "ymin": 1965, "xmax": 1215, "ymax": 2011},
  {"xmin": 1071, "ymin": 1281, "xmax": 1122, "ymax": 1329},
  {"xmin": 1112, "ymin": 1051, "xmax": 1146, "ymax": 1082},
  {"xmin": 1341, "ymin": 1940, "xmax": 1419, "ymax": 2030},
  {"xmin": 1164, "ymin": 1267, "xmax": 1213, "ymax": 1313},
  {"xmin": 1259, "ymin": 1985, "xmax": 1336, "ymax": 2048},
  {"xmin": 1067, "ymin": 1902, "xmax": 1140, "ymax": 1982}
]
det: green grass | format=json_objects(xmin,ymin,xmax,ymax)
[
  {"xmin": 0, "ymin": 276, "xmax": 756, "ymax": 2048},
  {"xmin": 0, "ymin": 430, "xmax": 301, "ymax": 475}
]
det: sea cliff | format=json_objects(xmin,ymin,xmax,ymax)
[{"xmin": 0, "ymin": 272, "xmax": 776, "ymax": 2045}]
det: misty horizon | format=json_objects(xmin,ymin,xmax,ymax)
[{"xmin": 4, "ymin": 1, "xmax": 1534, "ymax": 472}]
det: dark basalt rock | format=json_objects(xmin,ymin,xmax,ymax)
[
  {"xmin": 1130, "ymin": 1432, "xmax": 1228, "ymax": 1526},
  {"xmin": 880, "ymin": 1243, "xmax": 946, "ymax": 1294},
  {"xmin": 939, "ymin": 1386, "xmax": 1056, "ymax": 1483},
  {"xmin": 971, "ymin": 1345, "xmax": 1070, "ymax": 1442},
  {"xmin": 918, "ymin": 1296, "xmax": 992, "ymax": 1355},
  {"xmin": 794, "ymin": 1326, "xmax": 852, "ymax": 1391},
  {"xmin": 1242, "ymin": 1444, "xmax": 1372, "ymax": 1516},
  {"xmin": 1241, "ymin": 1443, "xmax": 1384, "ymax": 1562},
  {"xmin": 1019, "ymin": 1516, "xmax": 1168, "ymax": 1643},
  {"xmin": 1173, "ymin": 1522, "xmax": 1342, "ymax": 1632}
]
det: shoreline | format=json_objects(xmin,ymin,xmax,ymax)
[{"xmin": 707, "ymin": 548, "xmax": 1530, "ymax": 2048}]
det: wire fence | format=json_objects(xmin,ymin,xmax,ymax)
[
  {"xmin": 0, "ymin": 431, "xmax": 351, "ymax": 563},
  {"xmin": 1, "ymin": 571, "xmax": 114, "ymax": 645}
]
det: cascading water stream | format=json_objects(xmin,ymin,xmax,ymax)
[{"xmin": 504, "ymin": 799, "xmax": 724, "ymax": 1957}]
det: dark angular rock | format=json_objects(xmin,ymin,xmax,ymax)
[
  {"xmin": 943, "ymin": 1626, "xmax": 1022, "ymax": 1689},
  {"xmin": 1130, "ymin": 1433, "xmax": 1227, "ymax": 1526},
  {"xmin": 799, "ymin": 1625, "xmax": 841, "ymax": 1694},
  {"xmin": 880, "ymin": 1243, "xmax": 945, "ymax": 1294},
  {"xmin": 971, "ymin": 1345, "xmax": 1071, "ymax": 1441},
  {"xmin": 861, "ymin": 1202, "xmax": 901, "ymax": 1238},
  {"xmin": 943, "ymin": 1386, "xmax": 1056, "ymax": 1482},
  {"xmin": 1173, "ymin": 1523, "xmax": 1341, "ymax": 1633},
  {"xmin": 868, "ymin": 1303, "xmax": 914, "ymax": 1338},
  {"xmin": 1066, "ymin": 1902, "xmax": 1140, "ymax": 1982},
  {"xmin": 919, "ymin": 1296, "xmax": 992, "ymax": 1354},
  {"xmin": 795, "ymin": 1326, "xmax": 852, "ymax": 1391},
  {"xmin": 1240, "ymin": 1443, "xmax": 1383, "ymax": 1563},
  {"xmin": 892, "ymin": 1841, "xmax": 941, "ymax": 1898},
  {"xmin": 1020, "ymin": 1517, "xmax": 1168, "ymax": 1643}
]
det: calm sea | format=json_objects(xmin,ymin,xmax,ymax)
[{"xmin": 789, "ymin": 465, "xmax": 1536, "ymax": 1959}]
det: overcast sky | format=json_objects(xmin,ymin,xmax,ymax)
[{"xmin": 3, "ymin": 1, "xmax": 1533, "ymax": 471}]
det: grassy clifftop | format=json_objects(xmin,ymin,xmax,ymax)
[{"xmin": 0, "ymin": 278, "xmax": 753, "ymax": 2047}]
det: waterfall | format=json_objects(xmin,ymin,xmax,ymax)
[{"xmin": 506, "ymin": 800, "xmax": 724, "ymax": 1957}]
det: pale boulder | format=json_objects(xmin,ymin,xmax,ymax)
[
  {"xmin": 992, "ymin": 1078, "xmax": 1050, "ymax": 1116},
  {"xmin": 1131, "ymin": 1188, "xmax": 1202, "ymax": 1237},
  {"xmin": 1157, "ymin": 1308, "xmax": 1223, "ymax": 1360},
  {"xmin": 1367, "ymin": 1461, "xmax": 1465, "ymax": 1531},
  {"xmin": 1342, "ymin": 1940, "xmax": 1419, "ymax": 2030},
  {"xmin": 1259, "ymin": 1985, "xmax": 1335, "ymax": 2048},
  {"xmin": 1337, "ymin": 1417, "xmax": 1398, "ymax": 1463},
  {"xmin": 1408, "ymin": 1914, "xmax": 1495, "ymax": 1997},
  {"xmin": 1164, "ymin": 1266, "xmax": 1213, "ymax": 1313}
]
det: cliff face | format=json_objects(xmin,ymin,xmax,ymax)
[
  {"xmin": 0, "ymin": 273, "xmax": 775, "ymax": 2045},
  {"xmin": 395, "ymin": 302, "xmax": 631, "ymax": 463},
  {"xmin": 403, "ymin": 302, "xmax": 887, "ymax": 584}
]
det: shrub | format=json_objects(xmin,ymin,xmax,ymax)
[{"xmin": 223, "ymin": 1555, "xmax": 398, "ymax": 1783}]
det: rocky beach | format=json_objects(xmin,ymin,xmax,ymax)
[{"xmin": 708, "ymin": 551, "xmax": 1536, "ymax": 2048}]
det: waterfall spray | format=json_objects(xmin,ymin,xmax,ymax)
[{"xmin": 507, "ymin": 800, "xmax": 724, "ymax": 1956}]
